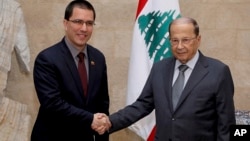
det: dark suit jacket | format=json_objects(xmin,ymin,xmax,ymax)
[
  {"xmin": 109, "ymin": 51, "xmax": 235, "ymax": 141},
  {"xmin": 31, "ymin": 38, "xmax": 109, "ymax": 141}
]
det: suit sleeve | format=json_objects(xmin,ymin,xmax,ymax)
[
  {"xmin": 109, "ymin": 67, "xmax": 155, "ymax": 133},
  {"xmin": 216, "ymin": 65, "xmax": 235, "ymax": 141}
]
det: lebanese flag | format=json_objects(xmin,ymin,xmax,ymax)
[{"xmin": 126, "ymin": 0, "xmax": 181, "ymax": 140}]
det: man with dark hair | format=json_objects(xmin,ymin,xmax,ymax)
[{"xmin": 31, "ymin": 1, "xmax": 109, "ymax": 141}]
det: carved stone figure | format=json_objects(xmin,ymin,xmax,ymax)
[
  {"xmin": 0, "ymin": 0, "xmax": 30, "ymax": 96},
  {"xmin": 0, "ymin": 0, "xmax": 31, "ymax": 140}
]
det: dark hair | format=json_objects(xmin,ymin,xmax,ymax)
[
  {"xmin": 169, "ymin": 17, "xmax": 199, "ymax": 37},
  {"xmin": 64, "ymin": 0, "xmax": 96, "ymax": 20}
]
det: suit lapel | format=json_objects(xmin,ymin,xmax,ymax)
[
  {"xmin": 85, "ymin": 46, "xmax": 98, "ymax": 105},
  {"xmin": 60, "ymin": 40, "xmax": 86, "ymax": 102},
  {"xmin": 161, "ymin": 58, "xmax": 176, "ymax": 113},
  {"xmin": 174, "ymin": 53, "xmax": 209, "ymax": 111}
]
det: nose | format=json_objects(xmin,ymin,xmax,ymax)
[
  {"xmin": 176, "ymin": 41, "xmax": 184, "ymax": 49},
  {"xmin": 80, "ymin": 23, "xmax": 88, "ymax": 31}
]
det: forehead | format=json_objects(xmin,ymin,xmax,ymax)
[
  {"xmin": 170, "ymin": 23, "xmax": 195, "ymax": 37},
  {"xmin": 71, "ymin": 7, "xmax": 94, "ymax": 19}
]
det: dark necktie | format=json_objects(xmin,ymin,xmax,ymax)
[
  {"xmin": 78, "ymin": 53, "xmax": 88, "ymax": 96},
  {"xmin": 172, "ymin": 64, "xmax": 188, "ymax": 110}
]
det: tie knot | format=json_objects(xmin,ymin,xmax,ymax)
[
  {"xmin": 78, "ymin": 52, "xmax": 85, "ymax": 62},
  {"xmin": 178, "ymin": 64, "xmax": 188, "ymax": 72}
]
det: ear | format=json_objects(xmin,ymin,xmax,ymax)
[
  {"xmin": 197, "ymin": 35, "xmax": 201, "ymax": 39},
  {"xmin": 197, "ymin": 35, "xmax": 201, "ymax": 46},
  {"xmin": 63, "ymin": 19, "xmax": 68, "ymax": 30}
]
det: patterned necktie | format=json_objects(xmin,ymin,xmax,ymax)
[
  {"xmin": 172, "ymin": 64, "xmax": 188, "ymax": 110},
  {"xmin": 77, "ymin": 53, "xmax": 88, "ymax": 96}
]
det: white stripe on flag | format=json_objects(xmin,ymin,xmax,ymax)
[{"xmin": 126, "ymin": 0, "xmax": 181, "ymax": 140}]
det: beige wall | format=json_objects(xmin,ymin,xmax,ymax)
[{"xmin": 4, "ymin": 0, "xmax": 250, "ymax": 140}]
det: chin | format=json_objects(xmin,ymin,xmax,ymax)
[{"xmin": 178, "ymin": 58, "xmax": 187, "ymax": 64}]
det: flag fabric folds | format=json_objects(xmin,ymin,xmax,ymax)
[{"xmin": 126, "ymin": 0, "xmax": 181, "ymax": 140}]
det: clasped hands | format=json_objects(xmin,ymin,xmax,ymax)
[{"xmin": 91, "ymin": 113, "xmax": 111, "ymax": 135}]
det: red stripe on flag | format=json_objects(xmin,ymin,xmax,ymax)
[
  {"xmin": 147, "ymin": 125, "xmax": 156, "ymax": 141},
  {"xmin": 135, "ymin": 0, "xmax": 147, "ymax": 19}
]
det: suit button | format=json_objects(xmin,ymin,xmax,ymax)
[{"xmin": 172, "ymin": 118, "xmax": 175, "ymax": 120}]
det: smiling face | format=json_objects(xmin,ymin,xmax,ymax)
[
  {"xmin": 169, "ymin": 20, "xmax": 201, "ymax": 64},
  {"xmin": 63, "ymin": 7, "xmax": 94, "ymax": 51}
]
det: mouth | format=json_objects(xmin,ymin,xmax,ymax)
[
  {"xmin": 77, "ymin": 34, "xmax": 87, "ymax": 39},
  {"xmin": 177, "ymin": 52, "xmax": 186, "ymax": 55}
]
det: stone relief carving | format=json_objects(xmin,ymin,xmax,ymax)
[
  {"xmin": 0, "ymin": 0, "xmax": 30, "ymax": 96},
  {"xmin": 0, "ymin": 0, "xmax": 31, "ymax": 140}
]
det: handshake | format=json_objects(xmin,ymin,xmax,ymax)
[{"xmin": 91, "ymin": 113, "xmax": 111, "ymax": 135}]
